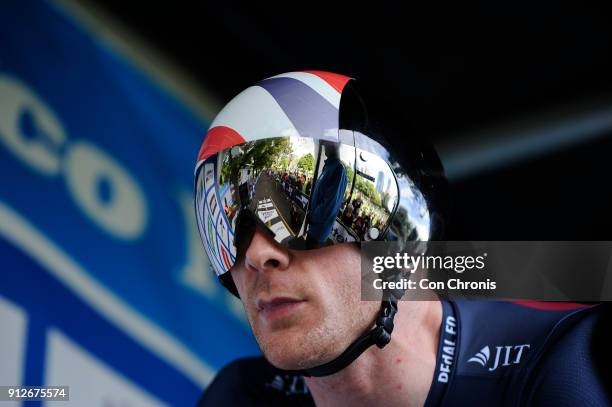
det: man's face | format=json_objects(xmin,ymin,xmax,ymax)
[{"xmin": 230, "ymin": 228, "xmax": 379, "ymax": 370}]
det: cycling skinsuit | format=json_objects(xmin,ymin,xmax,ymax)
[{"xmin": 198, "ymin": 300, "xmax": 610, "ymax": 406}]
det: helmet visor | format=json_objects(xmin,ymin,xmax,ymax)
[{"xmin": 195, "ymin": 134, "xmax": 431, "ymax": 277}]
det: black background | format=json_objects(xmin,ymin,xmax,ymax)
[{"xmin": 92, "ymin": 1, "xmax": 612, "ymax": 239}]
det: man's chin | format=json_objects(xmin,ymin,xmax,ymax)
[
  {"xmin": 257, "ymin": 333, "xmax": 339, "ymax": 371},
  {"xmin": 263, "ymin": 349, "xmax": 333, "ymax": 371}
]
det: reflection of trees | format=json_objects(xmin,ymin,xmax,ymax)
[
  {"xmin": 358, "ymin": 179, "xmax": 381, "ymax": 206},
  {"xmin": 277, "ymin": 156, "xmax": 290, "ymax": 170},
  {"xmin": 388, "ymin": 207, "xmax": 415, "ymax": 251},
  {"xmin": 381, "ymin": 191, "xmax": 391, "ymax": 209},
  {"xmin": 221, "ymin": 138, "xmax": 292, "ymax": 183},
  {"xmin": 342, "ymin": 163, "xmax": 382, "ymax": 206},
  {"xmin": 297, "ymin": 153, "xmax": 315, "ymax": 173}
]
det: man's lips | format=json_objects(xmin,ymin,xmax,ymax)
[{"xmin": 256, "ymin": 297, "xmax": 306, "ymax": 320}]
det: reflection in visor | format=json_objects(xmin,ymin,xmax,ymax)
[
  {"xmin": 306, "ymin": 140, "xmax": 348, "ymax": 248},
  {"xmin": 195, "ymin": 134, "xmax": 429, "ymax": 276},
  {"xmin": 221, "ymin": 137, "xmax": 315, "ymax": 249}
]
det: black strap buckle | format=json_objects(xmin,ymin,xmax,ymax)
[{"xmin": 374, "ymin": 300, "xmax": 397, "ymax": 348}]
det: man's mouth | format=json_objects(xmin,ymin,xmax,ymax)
[{"xmin": 256, "ymin": 297, "xmax": 306, "ymax": 321}]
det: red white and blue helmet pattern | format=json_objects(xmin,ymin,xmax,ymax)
[{"xmin": 195, "ymin": 71, "xmax": 353, "ymax": 277}]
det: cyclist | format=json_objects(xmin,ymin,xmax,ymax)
[{"xmin": 194, "ymin": 71, "xmax": 610, "ymax": 406}]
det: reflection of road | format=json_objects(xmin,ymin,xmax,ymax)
[
  {"xmin": 251, "ymin": 174, "xmax": 356, "ymax": 248},
  {"xmin": 251, "ymin": 173, "xmax": 295, "ymax": 229},
  {"xmin": 248, "ymin": 173, "xmax": 310, "ymax": 248}
]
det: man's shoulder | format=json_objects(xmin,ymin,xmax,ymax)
[
  {"xmin": 454, "ymin": 300, "xmax": 601, "ymax": 348},
  {"xmin": 522, "ymin": 304, "xmax": 612, "ymax": 405},
  {"xmin": 444, "ymin": 301, "xmax": 610, "ymax": 405},
  {"xmin": 453, "ymin": 300, "xmax": 603, "ymax": 371},
  {"xmin": 197, "ymin": 357, "xmax": 314, "ymax": 407}
]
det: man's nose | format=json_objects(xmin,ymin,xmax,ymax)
[{"xmin": 244, "ymin": 227, "xmax": 290, "ymax": 273}]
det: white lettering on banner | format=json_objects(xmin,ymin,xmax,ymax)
[
  {"xmin": 0, "ymin": 75, "xmax": 67, "ymax": 175},
  {"xmin": 46, "ymin": 328, "xmax": 166, "ymax": 406},
  {"xmin": 63, "ymin": 141, "xmax": 148, "ymax": 239},
  {"xmin": 0, "ymin": 72, "xmax": 247, "ymax": 381},
  {"xmin": 0, "ymin": 202, "xmax": 213, "ymax": 387},
  {"xmin": 0, "ymin": 74, "xmax": 148, "ymax": 241},
  {"xmin": 0, "ymin": 296, "xmax": 27, "ymax": 387}
]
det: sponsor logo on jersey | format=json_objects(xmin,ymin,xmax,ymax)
[
  {"xmin": 437, "ymin": 315, "xmax": 457, "ymax": 383},
  {"xmin": 467, "ymin": 344, "xmax": 530, "ymax": 371}
]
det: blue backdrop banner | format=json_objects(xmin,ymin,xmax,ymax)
[{"xmin": 0, "ymin": 0, "xmax": 258, "ymax": 405}]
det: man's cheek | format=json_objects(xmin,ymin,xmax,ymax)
[
  {"xmin": 242, "ymin": 305, "xmax": 260, "ymax": 333},
  {"xmin": 229, "ymin": 269, "xmax": 248, "ymax": 297}
]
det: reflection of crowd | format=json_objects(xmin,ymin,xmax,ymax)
[
  {"xmin": 269, "ymin": 169, "xmax": 388, "ymax": 241},
  {"xmin": 340, "ymin": 197, "xmax": 383, "ymax": 240},
  {"xmin": 223, "ymin": 196, "xmax": 238, "ymax": 223},
  {"xmin": 268, "ymin": 169, "xmax": 313, "ymax": 233},
  {"xmin": 275, "ymin": 170, "xmax": 312, "ymax": 197},
  {"xmin": 290, "ymin": 202, "xmax": 301, "ymax": 231}
]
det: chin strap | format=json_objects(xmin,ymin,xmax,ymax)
[{"xmin": 296, "ymin": 299, "xmax": 398, "ymax": 377}]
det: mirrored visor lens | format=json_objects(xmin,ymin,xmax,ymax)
[{"xmin": 195, "ymin": 135, "xmax": 427, "ymax": 276}]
